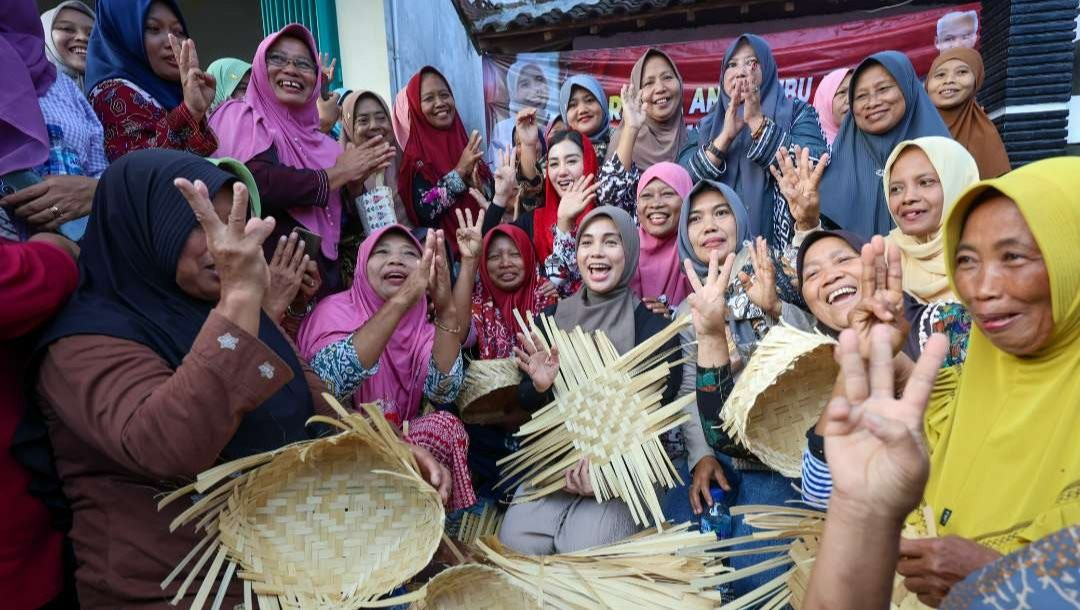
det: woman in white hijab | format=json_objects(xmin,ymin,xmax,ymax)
[{"xmin": 40, "ymin": 1, "xmax": 96, "ymax": 90}]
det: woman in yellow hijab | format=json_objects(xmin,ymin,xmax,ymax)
[
  {"xmin": 882, "ymin": 136, "xmax": 980, "ymax": 304},
  {"xmin": 897, "ymin": 157, "xmax": 1080, "ymax": 605}
]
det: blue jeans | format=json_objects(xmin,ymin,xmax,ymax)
[
  {"xmin": 714, "ymin": 452, "xmax": 800, "ymax": 600},
  {"xmin": 661, "ymin": 456, "xmax": 694, "ymax": 525}
]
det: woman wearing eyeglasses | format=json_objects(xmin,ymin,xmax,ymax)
[
  {"xmin": 211, "ymin": 25, "xmax": 395, "ymax": 298},
  {"xmin": 86, "ymin": 0, "xmax": 218, "ymax": 161}
]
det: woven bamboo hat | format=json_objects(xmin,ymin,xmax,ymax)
[
  {"xmin": 159, "ymin": 398, "xmax": 444, "ymax": 609},
  {"xmin": 413, "ymin": 564, "xmax": 540, "ymax": 610},
  {"xmin": 722, "ymin": 323, "xmax": 839, "ymax": 477},
  {"xmin": 456, "ymin": 358, "xmax": 525, "ymax": 425}
]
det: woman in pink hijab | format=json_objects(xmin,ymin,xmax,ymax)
[
  {"xmin": 811, "ymin": 68, "xmax": 853, "ymax": 147},
  {"xmin": 210, "ymin": 24, "xmax": 393, "ymax": 296},
  {"xmin": 629, "ymin": 162, "xmax": 694, "ymax": 315},
  {"xmin": 298, "ymin": 225, "xmax": 476, "ymax": 510}
]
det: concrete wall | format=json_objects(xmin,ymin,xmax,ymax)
[
  {"xmin": 382, "ymin": 0, "xmax": 486, "ymax": 138},
  {"xmin": 335, "ymin": 0, "xmax": 392, "ymax": 103}
]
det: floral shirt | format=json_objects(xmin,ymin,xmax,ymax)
[{"xmin": 89, "ymin": 79, "xmax": 217, "ymax": 162}]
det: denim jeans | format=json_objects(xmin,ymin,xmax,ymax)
[
  {"xmin": 661, "ymin": 456, "xmax": 694, "ymax": 526},
  {"xmin": 714, "ymin": 452, "xmax": 800, "ymax": 600}
]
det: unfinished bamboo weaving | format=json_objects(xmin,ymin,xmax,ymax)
[
  {"xmin": 497, "ymin": 312, "xmax": 695, "ymax": 528},
  {"xmin": 157, "ymin": 398, "xmax": 445, "ymax": 610},
  {"xmin": 703, "ymin": 505, "xmax": 935, "ymax": 609},
  {"xmin": 722, "ymin": 323, "xmax": 839, "ymax": 477},
  {"xmin": 456, "ymin": 358, "xmax": 525, "ymax": 425},
  {"xmin": 412, "ymin": 564, "xmax": 540, "ymax": 610},
  {"xmin": 470, "ymin": 522, "xmax": 726, "ymax": 609}
]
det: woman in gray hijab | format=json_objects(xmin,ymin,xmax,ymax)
[{"xmin": 40, "ymin": 1, "xmax": 95, "ymax": 90}]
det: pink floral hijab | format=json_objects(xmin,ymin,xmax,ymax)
[
  {"xmin": 297, "ymin": 226, "xmax": 435, "ymax": 425},
  {"xmin": 209, "ymin": 24, "xmax": 342, "ymax": 260}
]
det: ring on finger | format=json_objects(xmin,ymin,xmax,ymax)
[{"xmin": 51, "ymin": 205, "xmax": 63, "ymax": 219}]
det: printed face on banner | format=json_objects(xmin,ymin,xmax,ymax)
[{"xmin": 482, "ymin": 3, "xmax": 980, "ymax": 139}]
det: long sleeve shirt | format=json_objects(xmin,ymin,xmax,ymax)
[
  {"xmin": 89, "ymin": 79, "xmax": 217, "ymax": 162},
  {"xmin": 1, "ymin": 240, "xmax": 78, "ymax": 610},
  {"xmin": 36, "ymin": 312, "xmax": 332, "ymax": 609},
  {"xmin": 678, "ymin": 100, "xmax": 827, "ymax": 247}
]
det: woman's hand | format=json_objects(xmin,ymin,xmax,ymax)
[
  {"xmin": 408, "ymin": 443, "xmax": 452, "ymax": 506},
  {"xmin": 824, "ymin": 326, "xmax": 947, "ymax": 519},
  {"xmin": 689, "ymin": 455, "xmax": 731, "ymax": 515},
  {"xmin": 742, "ymin": 80, "xmax": 765, "ymax": 136},
  {"xmin": 168, "ymin": 34, "xmax": 215, "ymax": 123},
  {"xmin": 770, "ymin": 145, "xmax": 828, "ymax": 232},
  {"xmin": 684, "ymin": 250, "xmax": 736, "ymax": 339},
  {"xmin": 455, "ymin": 130, "xmax": 484, "ymax": 180},
  {"xmin": 390, "ymin": 230, "xmax": 436, "ymax": 310},
  {"xmin": 332, "ymin": 137, "xmax": 396, "ymax": 191},
  {"xmin": 556, "ymin": 174, "xmax": 599, "ymax": 232},
  {"xmin": 739, "ymin": 236, "xmax": 781, "ymax": 319},
  {"xmin": 263, "ymin": 232, "xmax": 309, "ymax": 322},
  {"xmin": 0, "ymin": 175, "xmax": 97, "ymax": 232},
  {"xmin": 454, "ymin": 207, "xmax": 484, "ymax": 262},
  {"xmin": 491, "ymin": 145, "xmax": 518, "ymax": 207},
  {"xmin": 537, "ymin": 280, "xmax": 559, "ymax": 301},
  {"xmin": 298, "ymin": 261, "xmax": 320, "ymax": 304},
  {"xmin": 317, "ymin": 90, "xmax": 341, "ymax": 134},
  {"xmin": 848, "ymin": 236, "xmax": 908, "ymax": 359},
  {"xmin": 642, "ymin": 297, "xmax": 672, "ymax": 318},
  {"xmin": 427, "ymin": 231, "xmax": 455, "ymax": 317},
  {"xmin": 564, "ymin": 458, "xmax": 594, "ymax": 496},
  {"xmin": 898, "ymin": 536, "xmax": 1003, "ymax": 606},
  {"xmin": 514, "ymin": 330, "xmax": 560, "ymax": 393},
  {"xmin": 619, "ymin": 83, "xmax": 646, "ymax": 131},
  {"xmin": 713, "ymin": 86, "xmax": 745, "ymax": 154},
  {"xmin": 319, "ymin": 53, "xmax": 336, "ymax": 85},
  {"xmin": 515, "ymin": 108, "xmax": 540, "ymax": 148}
]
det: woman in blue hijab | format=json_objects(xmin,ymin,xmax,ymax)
[
  {"xmin": 85, "ymin": 0, "xmax": 217, "ymax": 161},
  {"xmin": 817, "ymin": 51, "xmax": 951, "ymax": 238},
  {"xmin": 678, "ymin": 34, "xmax": 827, "ymax": 248},
  {"xmin": 559, "ymin": 74, "xmax": 612, "ymax": 160}
]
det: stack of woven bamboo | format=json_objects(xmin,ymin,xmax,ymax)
[
  {"xmin": 456, "ymin": 358, "xmax": 525, "ymax": 425},
  {"xmin": 158, "ymin": 398, "xmax": 445, "ymax": 610},
  {"xmin": 497, "ymin": 312, "xmax": 695, "ymax": 528},
  {"xmin": 703, "ymin": 505, "xmax": 935, "ymax": 609},
  {"xmin": 414, "ymin": 523, "xmax": 727, "ymax": 609}
]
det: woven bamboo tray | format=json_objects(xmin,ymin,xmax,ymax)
[
  {"xmin": 158, "ymin": 397, "xmax": 444, "ymax": 610},
  {"xmin": 471, "ymin": 522, "xmax": 726, "ymax": 609},
  {"xmin": 412, "ymin": 564, "xmax": 540, "ymax": 610},
  {"xmin": 702, "ymin": 505, "xmax": 936, "ymax": 609},
  {"xmin": 497, "ymin": 312, "xmax": 694, "ymax": 529},
  {"xmin": 457, "ymin": 358, "xmax": 526, "ymax": 426},
  {"xmin": 722, "ymin": 324, "xmax": 839, "ymax": 477}
]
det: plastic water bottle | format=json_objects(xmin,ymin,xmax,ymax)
[{"xmin": 699, "ymin": 487, "xmax": 731, "ymax": 538}]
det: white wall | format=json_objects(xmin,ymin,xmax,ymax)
[
  {"xmin": 335, "ymin": 0, "xmax": 393, "ymax": 104},
  {"xmin": 383, "ymin": 0, "xmax": 487, "ymax": 138}
]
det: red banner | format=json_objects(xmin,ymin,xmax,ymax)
[{"xmin": 482, "ymin": 3, "xmax": 980, "ymax": 143}]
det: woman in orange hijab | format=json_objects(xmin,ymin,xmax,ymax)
[{"xmin": 925, "ymin": 48, "xmax": 1011, "ymax": 178}]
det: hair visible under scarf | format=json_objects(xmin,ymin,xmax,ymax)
[
  {"xmin": 558, "ymin": 74, "xmax": 611, "ymax": 145},
  {"xmin": 818, "ymin": 51, "xmax": 951, "ymax": 238},
  {"xmin": 209, "ymin": 24, "xmax": 343, "ymax": 261},
  {"xmin": 699, "ymin": 34, "xmax": 798, "ymax": 241},
  {"xmin": 40, "ymin": 0, "xmax": 95, "ymax": 91},
  {"xmin": 606, "ymin": 48, "xmax": 689, "ymax": 169},
  {"xmin": 297, "ymin": 225, "xmax": 436, "ymax": 424},
  {"xmin": 206, "ymin": 57, "xmax": 251, "ymax": 110},
  {"xmin": 554, "ymin": 207, "xmax": 640, "ymax": 354},
  {"xmin": 84, "ymin": 0, "xmax": 186, "ymax": 107},
  {"xmin": 811, "ymin": 67, "xmax": 851, "ymax": 147},
  {"xmin": 882, "ymin": 136, "xmax": 979, "ymax": 303},
  {"xmin": 533, "ymin": 130, "xmax": 599, "ymax": 264},
  {"xmin": 35, "ymin": 149, "xmax": 315, "ymax": 460},
  {"xmin": 927, "ymin": 48, "xmax": 1011, "ymax": 179},
  {"xmin": 0, "ymin": 0, "xmax": 55, "ymax": 174}
]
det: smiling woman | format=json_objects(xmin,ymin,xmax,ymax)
[
  {"xmin": 85, "ymin": 0, "xmax": 218, "ymax": 161},
  {"xmin": 40, "ymin": 0, "xmax": 95, "ymax": 89}
]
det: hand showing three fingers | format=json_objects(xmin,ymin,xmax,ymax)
[
  {"xmin": 738, "ymin": 236, "xmax": 781, "ymax": 319},
  {"xmin": 848, "ymin": 236, "xmax": 908, "ymax": 359},
  {"xmin": 168, "ymin": 34, "xmax": 215, "ymax": 122},
  {"xmin": 454, "ymin": 207, "xmax": 485, "ymax": 261},
  {"xmin": 770, "ymin": 145, "xmax": 828, "ymax": 232}
]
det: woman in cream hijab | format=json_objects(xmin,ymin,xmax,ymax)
[
  {"xmin": 40, "ymin": 1, "xmax": 95, "ymax": 90},
  {"xmin": 882, "ymin": 136, "xmax": 979, "ymax": 304}
]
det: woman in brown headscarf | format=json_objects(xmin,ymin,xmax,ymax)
[
  {"xmin": 926, "ymin": 48, "xmax": 1011, "ymax": 178},
  {"xmin": 338, "ymin": 89, "xmax": 410, "ymax": 285}
]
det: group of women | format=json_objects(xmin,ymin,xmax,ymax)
[{"xmin": 1, "ymin": 0, "xmax": 1075, "ymax": 608}]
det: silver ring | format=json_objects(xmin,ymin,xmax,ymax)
[{"xmin": 51, "ymin": 205, "xmax": 62, "ymax": 218}]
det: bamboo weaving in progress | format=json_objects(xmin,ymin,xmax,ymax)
[{"xmin": 497, "ymin": 312, "xmax": 695, "ymax": 529}]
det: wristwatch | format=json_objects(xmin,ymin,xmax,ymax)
[{"xmin": 705, "ymin": 140, "xmax": 725, "ymax": 159}]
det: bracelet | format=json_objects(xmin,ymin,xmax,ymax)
[
  {"xmin": 705, "ymin": 140, "xmax": 724, "ymax": 159},
  {"xmin": 286, "ymin": 300, "xmax": 315, "ymax": 319},
  {"xmin": 751, "ymin": 117, "xmax": 769, "ymax": 141},
  {"xmin": 433, "ymin": 317, "xmax": 461, "ymax": 335}
]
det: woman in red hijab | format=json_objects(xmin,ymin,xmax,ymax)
[{"xmin": 398, "ymin": 66, "xmax": 493, "ymax": 255}]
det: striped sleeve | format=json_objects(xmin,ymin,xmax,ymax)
[{"xmin": 800, "ymin": 447, "xmax": 833, "ymax": 508}]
